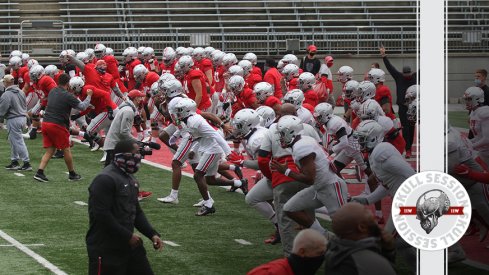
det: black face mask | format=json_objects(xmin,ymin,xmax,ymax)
[
  {"xmin": 309, "ymin": 53, "xmax": 316, "ymax": 57},
  {"xmin": 96, "ymin": 67, "xmax": 106, "ymax": 74},
  {"xmin": 288, "ymin": 253, "xmax": 324, "ymax": 275}
]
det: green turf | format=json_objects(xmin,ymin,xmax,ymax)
[
  {"xmin": 0, "ymin": 130, "xmax": 486, "ymax": 274},
  {"xmin": 448, "ymin": 111, "xmax": 469, "ymax": 129}
]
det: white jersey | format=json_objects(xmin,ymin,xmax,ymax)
[
  {"xmin": 325, "ymin": 115, "xmax": 352, "ymax": 137},
  {"xmin": 369, "ymin": 142, "xmax": 415, "ymax": 196},
  {"xmin": 376, "ymin": 115, "xmax": 394, "ymax": 136},
  {"xmin": 469, "ymin": 106, "xmax": 489, "ymax": 154},
  {"xmin": 292, "ymin": 136, "xmax": 339, "ymax": 186},
  {"xmin": 183, "ymin": 114, "xmax": 231, "ymax": 155},
  {"xmin": 261, "ymin": 122, "xmax": 320, "ymax": 158},
  {"xmin": 297, "ymin": 106, "xmax": 315, "ymax": 126},
  {"xmin": 242, "ymin": 126, "xmax": 268, "ymax": 160}
]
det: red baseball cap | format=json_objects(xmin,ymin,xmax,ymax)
[
  {"xmin": 307, "ymin": 45, "xmax": 317, "ymax": 52},
  {"xmin": 325, "ymin": 56, "xmax": 334, "ymax": 62},
  {"xmin": 128, "ymin": 89, "xmax": 145, "ymax": 99}
]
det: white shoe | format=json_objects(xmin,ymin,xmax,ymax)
[
  {"xmin": 157, "ymin": 195, "xmax": 179, "ymax": 204},
  {"xmin": 91, "ymin": 143, "xmax": 100, "ymax": 152},
  {"xmin": 193, "ymin": 198, "xmax": 214, "ymax": 207},
  {"xmin": 100, "ymin": 152, "xmax": 107, "ymax": 163}
]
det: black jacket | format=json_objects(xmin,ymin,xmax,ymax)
[
  {"xmin": 382, "ymin": 56, "xmax": 418, "ymax": 105},
  {"xmin": 86, "ymin": 164, "xmax": 159, "ymax": 255}
]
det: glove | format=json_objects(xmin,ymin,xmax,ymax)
[
  {"xmin": 223, "ymin": 102, "xmax": 230, "ymax": 110},
  {"xmin": 351, "ymin": 196, "xmax": 369, "ymax": 205},
  {"xmin": 169, "ymin": 135, "xmax": 178, "ymax": 146},
  {"xmin": 453, "ymin": 164, "xmax": 470, "ymax": 175},
  {"xmin": 227, "ymin": 151, "xmax": 245, "ymax": 166},
  {"xmin": 71, "ymin": 113, "xmax": 82, "ymax": 121}
]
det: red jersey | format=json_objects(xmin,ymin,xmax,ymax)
[
  {"xmin": 247, "ymin": 258, "xmax": 294, "ymax": 275},
  {"xmin": 83, "ymin": 64, "xmax": 117, "ymax": 93},
  {"xmin": 214, "ymin": 65, "xmax": 225, "ymax": 93},
  {"xmin": 22, "ymin": 73, "xmax": 35, "ymax": 95},
  {"xmin": 264, "ymin": 95, "xmax": 281, "ymax": 108},
  {"xmin": 231, "ymin": 87, "xmax": 257, "ymax": 117},
  {"xmin": 78, "ymin": 85, "xmax": 116, "ymax": 116},
  {"xmin": 17, "ymin": 66, "xmax": 29, "ymax": 89},
  {"xmin": 375, "ymin": 84, "xmax": 396, "ymax": 120},
  {"xmin": 251, "ymin": 66, "xmax": 262, "ymax": 78},
  {"xmin": 159, "ymin": 60, "xmax": 176, "ymax": 75},
  {"xmin": 33, "ymin": 75, "xmax": 57, "ymax": 106},
  {"xmin": 141, "ymin": 71, "xmax": 160, "ymax": 95},
  {"xmin": 287, "ymin": 77, "xmax": 298, "ymax": 91},
  {"xmin": 303, "ymin": 89, "xmax": 319, "ymax": 107},
  {"xmin": 125, "ymin": 59, "xmax": 141, "ymax": 90},
  {"xmin": 264, "ymin": 67, "xmax": 283, "ymax": 99},
  {"xmin": 196, "ymin": 58, "xmax": 214, "ymax": 82},
  {"xmin": 245, "ymin": 73, "xmax": 262, "ymax": 89},
  {"xmin": 103, "ymin": 55, "xmax": 127, "ymax": 93},
  {"xmin": 49, "ymin": 71, "xmax": 64, "ymax": 84},
  {"xmin": 144, "ymin": 59, "xmax": 159, "ymax": 72},
  {"xmin": 184, "ymin": 69, "xmax": 212, "ymax": 110}
]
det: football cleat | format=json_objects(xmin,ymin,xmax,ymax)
[
  {"xmin": 5, "ymin": 161, "xmax": 20, "ymax": 170},
  {"xmin": 264, "ymin": 228, "xmax": 281, "ymax": 245},
  {"xmin": 157, "ymin": 195, "xmax": 179, "ymax": 204},
  {"xmin": 17, "ymin": 162, "xmax": 32, "ymax": 171},
  {"xmin": 138, "ymin": 191, "xmax": 153, "ymax": 201},
  {"xmin": 68, "ymin": 173, "xmax": 82, "ymax": 181},
  {"xmin": 239, "ymin": 178, "xmax": 249, "ymax": 195},
  {"xmin": 196, "ymin": 205, "xmax": 216, "ymax": 216}
]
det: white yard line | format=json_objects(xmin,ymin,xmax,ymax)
[
  {"xmin": 162, "ymin": 241, "xmax": 180, "ymax": 247},
  {"xmin": 0, "ymin": 243, "xmax": 45, "ymax": 247},
  {"xmin": 0, "ymin": 230, "xmax": 67, "ymax": 275},
  {"xmin": 234, "ymin": 239, "xmax": 252, "ymax": 245},
  {"xmin": 13, "ymin": 172, "xmax": 25, "ymax": 177},
  {"xmin": 73, "ymin": 201, "xmax": 88, "ymax": 206}
]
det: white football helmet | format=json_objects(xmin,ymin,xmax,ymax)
[
  {"xmin": 69, "ymin": 76, "xmax": 85, "ymax": 94},
  {"xmin": 256, "ymin": 106, "xmax": 276, "ymax": 128},
  {"xmin": 162, "ymin": 79, "xmax": 184, "ymax": 98},
  {"xmin": 44, "ymin": 65, "xmax": 59, "ymax": 78},
  {"xmin": 298, "ymin": 72, "xmax": 316, "ymax": 91},
  {"xmin": 337, "ymin": 66, "xmax": 354, "ymax": 83},
  {"xmin": 9, "ymin": 56, "xmax": 22, "ymax": 70},
  {"xmin": 150, "ymin": 82, "xmax": 160, "ymax": 97},
  {"xmin": 66, "ymin": 49, "xmax": 76, "ymax": 57},
  {"xmin": 283, "ymin": 89, "xmax": 305, "ymax": 110},
  {"xmin": 222, "ymin": 53, "xmax": 238, "ymax": 70},
  {"xmin": 175, "ymin": 47, "xmax": 186, "ymax": 58},
  {"xmin": 174, "ymin": 98, "xmax": 197, "ymax": 119},
  {"xmin": 76, "ymin": 52, "xmax": 90, "ymax": 64},
  {"xmin": 123, "ymin": 47, "xmax": 138, "ymax": 62},
  {"xmin": 228, "ymin": 75, "xmax": 245, "ymax": 95},
  {"xmin": 253, "ymin": 82, "xmax": 274, "ymax": 102},
  {"xmin": 162, "ymin": 47, "xmax": 176, "ymax": 65},
  {"xmin": 178, "ymin": 55, "xmax": 194, "ymax": 73},
  {"xmin": 238, "ymin": 60, "xmax": 253, "ymax": 76},
  {"xmin": 173, "ymin": 62, "xmax": 184, "ymax": 79},
  {"xmin": 185, "ymin": 47, "xmax": 194, "ymax": 56},
  {"xmin": 212, "ymin": 50, "xmax": 225, "ymax": 67},
  {"xmin": 142, "ymin": 47, "xmax": 155, "ymax": 61},
  {"xmin": 94, "ymin": 43, "xmax": 106, "ymax": 58},
  {"xmin": 356, "ymin": 81, "xmax": 376, "ymax": 102},
  {"xmin": 105, "ymin": 47, "xmax": 114, "ymax": 56},
  {"xmin": 203, "ymin": 47, "xmax": 215, "ymax": 58},
  {"xmin": 9, "ymin": 50, "xmax": 22, "ymax": 58},
  {"xmin": 405, "ymin": 84, "xmax": 418, "ymax": 105},
  {"xmin": 192, "ymin": 47, "xmax": 205, "ymax": 61},
  {"xmin": 27, "ymin": 59, "xmax": 39, "ymax": 70},
  {"xmin": 232, "ymin": 108, "xmax": 261, "ymax": 138},
  {"xmin": 21, "ymin": 53, "xmax": 30, "ymax": 65},
  {"xmin": 353, "ymin": 120, "xmax": 385, "ymax": 151},
  {"xmin": 282, "ymin": 54, "xmax": 299, "ymax": 66},
  {"xmin": 368, "ymin": 68, "xmax": 386, "ymax": 84},
  {"xmin": 282, "ymin": 64, "xmax": 300, "ymax": 82},
  {"xmin": 29, "ymin": 64, "xmax": 45, "ymax": 82},
  {"xmin": 227, "ymin": 65, "xmax": 244, "ymax": 77},
  {"xmin": 344, "ymin": 80, "xmax": 359, "ymax": 100},
  {"xmin": 277, "ymin": 60, "xmax": 285, "ymax": 72},
  {"xmin": 313, "ymin": 103, "xmax": 334, "ymax": 125},
  {"xmin": 59, "ymin": 50, "xmax": 69, "ymax": 64},
  {"xmin": 137, "ymin": 46, "xmax": 146, "ymax": 58},
  {"xmin": 243, "ymin": 52, "xmax": 258, "ymax": 65},
  {"xmin": 85, "ymin": 48, "xmax": 95, "ymax": 61},
  {"xmin": 158, "ymin": 72, "xmax": 177, "ymax": 85},
  {"xmin": 133, "ymin": 64, "xmax": 149, "ymax": 82},
  {"xmin": 358, "ymin": 100, "xmax": 381, "ymax": 121},
  {"xmin": 277, "ymin": 115, "xmax": 304, "ymax": 148},
  {"xmin": 463, "ymin": 86, "xmax": 485, "ymax": 110}
]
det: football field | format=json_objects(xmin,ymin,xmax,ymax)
[{"xmin": 0, "ymin": 128, "xmax": 485, "ymax": 275}]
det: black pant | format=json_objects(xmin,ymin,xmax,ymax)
[
  {"xmin": 88, "ymin": 245, "xmax": 154, "ymax": 275},
  {"xmin": 104, "ymin": 150, "xmax": 114, "ymax": 167},
  {"xmin": 398, "ymin": 104, "xmax": 415, "ymax": 151}
]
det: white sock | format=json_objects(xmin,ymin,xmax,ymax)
[
  {"xmin": 79, "ymin": 131, "xmax": 85, "ymax": 138},
  {"xmin": 229, "ymin": 164, "xmax": 236, "ymax": 171},
  {"xmin": 204, "ymin": 199, "xmax": 213, "ymax": 208},
  {"xmin": 170, "ymin": 189, "xmax": 179, "ymax": 197},
  {"xmin": 207, "ymin": 191, "xmax": 213, "ymax": 201},
  {"xmin": 375, "ymin": 210, "xmax": 383, "ymax": 218},
  {"xmin": 310, "ymin": 220, "xmax": 326, "ymax": 235},
  {"xmin": 233, "ymin": 179, "xmax": 242, "ymax": 187}
]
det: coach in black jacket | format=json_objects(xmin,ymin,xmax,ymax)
[{"xmin": 86, "ymin": 140, "xmax": 163, "ymax": 275}]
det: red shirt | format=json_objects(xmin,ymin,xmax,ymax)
[
  {"xmin": 125, "ymin": 59, "xmax": 141, "ymax": 90},
  {"xmin": 252, "ymin": 66, "xmax": 262, "ymax": 78},
  {"xmin": 214, "ymin": 65, "xmax": 225, "ymax": 93},
  {"xmin": 103, "ymin": 55, "xmax": 127, "ymax": 93},
  {"xmin": 83, "ymin": 64, "xmax": 116, "ymax": 93},
  {"xmin": 33, "ymin": 75, "xmax": 57, "ymax": 106},
  {"xmin": 245, "ymin": 73, "xmax": 262, "ymax": 89},
  {"xmin": 23, "ymin": 73, "xmax": 35, "ymax": 95},
  {"xmin": 78, "ymin": 85, "xmax": 116, "ymax": 115},
  {"xmin": 144, "ymin": 59, "xmax": 159, "ymax": 72},
  {"xmin": 247, "ymin": 258, "xmax": 294, "ymax": 275},
  {"xmin": 264, "ymin": 67, "xmax": 283, "ymax": 99},
  {"xmin": 271, "ymin": 156, "xmax": 301, "ymax": 188},
  {"xmin": 196, "ymin": 58, "xmax": 214, "ymax": 84},
  {"xmin": 184, "ymin": 69, "xmax": 211, "ymax": 110},
  {"xmin": 375, "ymin": 84, "xmax": 396, "ymax": 120},
  {"xmin": 18, "ymin": 66, "xmax": 29, "ymax": 89},
  {"xmin": 287, "ymin": 77, "xmax": 298, "ymax": 91},
  {"xmin": 159, "ymin": 60, "xmax": 176, "ymax": 75},
  {"xmin": 232, "ymin": 87, "xmax": 257, "ymax": 117},
  {"xmin": 141, "ymin": 71, "xmax": 160, "ymax": 95},
  {"xmin": 303, "ymin": 89, "xmax": 319, "ymax": 107},
  {"xmin": 264, "ymin": 96, "xmax": 281, "ymax": 108}
]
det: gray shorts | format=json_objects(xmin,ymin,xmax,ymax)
[
  {"xmin": 172, "ymin": 137, "xmax": 200, "ymax": 164},
  {"xmin": 162, "ymin": 123, "xmax": 177, "ymax": 136},
  {"xmin": 283, "ymin": 180, "xmax": 348, "ymax": 215},
  {"xmin": 196, "ymin": 152, "xmax": 221, "ymax": 176}
]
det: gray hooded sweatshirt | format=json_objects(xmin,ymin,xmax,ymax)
[{"xmin": 0, "ymin": 85, "xmax": 26, "ymax": 119}]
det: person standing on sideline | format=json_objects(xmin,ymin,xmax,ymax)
[
  {"xmin": 33, "ymin": 73, "xmax": 93, "ymax": 182},
  {"xmin": 300, "ymin": 45, "xmax": 321, "ymax": 76},
  {"xmin": 379, "ymin": 46, "xmax": 417, "ymax": 158},
  {"xmin": 0, "ymin": 74, "xmax": 31, "ymax": 171},
  {"xmin": 87, "ymin": 139, "xmax": 163, "ymax": 275}
]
